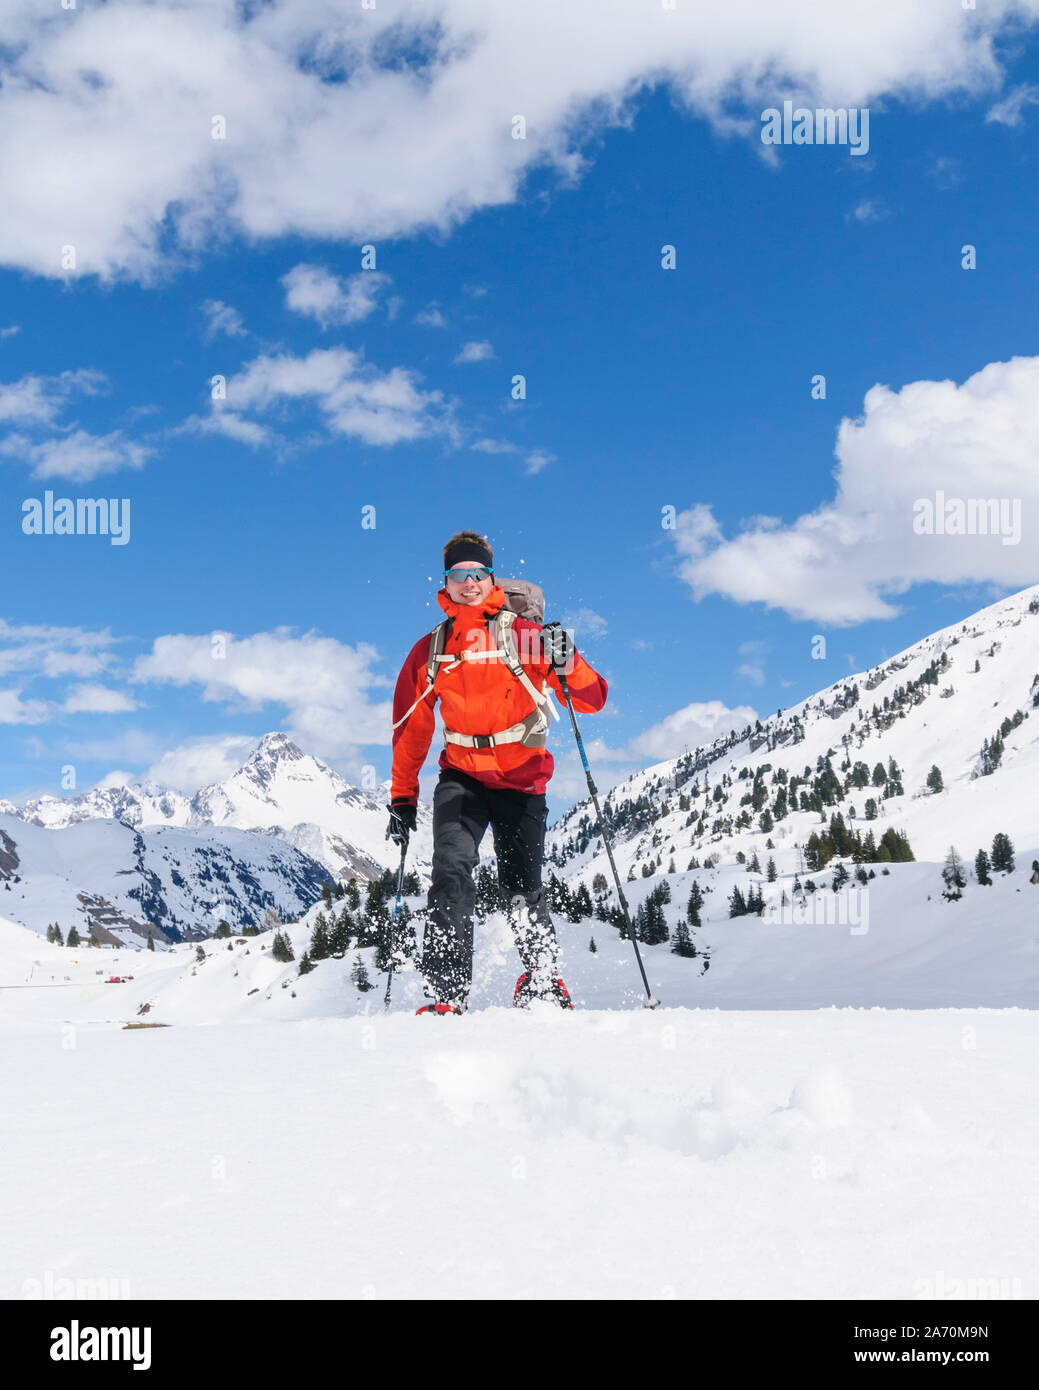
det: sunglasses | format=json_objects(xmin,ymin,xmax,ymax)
[{"xmin": 444, "ymin": 566, "xmax": 493, "ymax": 583}]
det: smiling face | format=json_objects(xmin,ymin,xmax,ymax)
[{"xmin": 445, "ymin": 560, "xmax": 494, "ymax": 606}]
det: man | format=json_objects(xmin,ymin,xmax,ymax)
[{"xmin": 387, "ymin": 529, "xmax": 608, "ymax": 1015}]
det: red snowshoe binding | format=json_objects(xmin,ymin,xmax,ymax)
[
  {"xmin": 513, "ymin": 973, "xmax": 574, "ymax": 1009},
  {"xmin": 415, "ymin": 1003, "xmax": 464, "ymax": 1016}
]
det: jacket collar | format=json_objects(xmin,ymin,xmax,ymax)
[{"xmin": 436, "ymin": 584, "xmax": 506, "ymax": 625}]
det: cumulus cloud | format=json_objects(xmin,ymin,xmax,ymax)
[
  {"xmin": 548, "ymin": 698, "xmax": 759, "ymax": 802},
  {"xmin": 140, "ymin": 733, "xmax": 262, "ymax": 792},
  {"xmin": 281, "ymin": 264, "xmax": 391, "ymax": 327},
  {"xmin": 0, "ymin": 689, "xmax": 50, "ymax": 725},
  {"xmin": 0, "ymin": 325, "xmax": 20, "ymax": 340},
  {"xmin": 414, "ymin": 305, "xmax": 447, "ymax": 328},
  {"xmin": 132, "ymin": 627, "xmax": 393, "ymax": 757},
  {"xmin": 453, "ymin": 340, "xmax": 494, "ymax": 364},
  {"xmin": 206, "ymin": 346, "xmax": 454, "ymax": 447},
  {"xmin": 0, "ymin": 1, "xmax": 1033, "ymax": 281},
  {"xmin": 14, "ymin": 428, "xmax": 153, "ymax": 482},
  {"xmin": 0, "ymin": 619, "xmax": 121, "ymax": 681},
  {"xmin": 61, "ymin": 683, "xmax": 138, "ymax": 714},
  {"xmin": 671, "ymin": 355, "xmax": 1039, "ymax": 625},
  {"xmin": 0, "ymin": 369, "xmax": 107, "ymax": 426},
  {"xmin": 177, "ymin": 410, "xmax": 274, "ymax": 448}
]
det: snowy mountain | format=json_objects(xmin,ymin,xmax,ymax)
[
  {"xmin": 0, "ymin": 814, "xmax": 329, "ymax": 945},
  {"xmin": 549, "ymin": 582, "xmax": 1039, "ymax": 879},
  {"xmin": 5, "ymin": 731, "xmax": 433, "ymax": 881}
]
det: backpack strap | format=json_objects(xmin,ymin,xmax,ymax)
[{"xmin": 391, "ymin": 620, "xmax": 457, "ymax": 732}]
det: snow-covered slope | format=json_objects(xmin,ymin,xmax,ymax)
[
  {"xmin": 7, "ymin": 731, "xmax": 434, "ymax": 880},
  {"xmin": 550, "ymin": 582, "xmax": 1039, "ymax": 883}
]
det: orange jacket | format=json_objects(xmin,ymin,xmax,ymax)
[{"xmin": 390, "ymin": 584, "xmax": 608, "ymax": 803}]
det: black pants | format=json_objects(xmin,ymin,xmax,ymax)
[{"xmin": 422, "ymin": 768, "xmax": 558, "ymax": 1006}]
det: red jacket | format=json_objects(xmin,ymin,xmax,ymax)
[{"xmin": 390, "ymin": 584, "xmax": 608, "ymax": 803}]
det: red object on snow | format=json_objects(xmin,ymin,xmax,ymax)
[{"xmin": 513, "ymin": 973, "xmax": 574, "ymax": 1009}]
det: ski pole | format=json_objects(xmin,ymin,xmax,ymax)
[
  {"xmin": 383, "ymin": 840, "xmax": 409, "ymax": 1011},
  {"xmin": 556, "ymin": 668, "xmax": 660, "ymax": 1008}
]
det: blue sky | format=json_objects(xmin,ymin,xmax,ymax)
[{"xmin": 1, "ymin": 2, "xmax": 1038, "ymax": 815}]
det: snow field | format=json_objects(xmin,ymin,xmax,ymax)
[{"xmin": 2, "ymin": 1005, "xmax": 1035, "ymax": 1299}]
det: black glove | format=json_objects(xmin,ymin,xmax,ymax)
[
  {"xmin": 386, "ymin": 800, "xmax": 417, "ymax": 849},
  {"xmin": 540, "ymin": 622, "xmax": 574, "ymax": 670}
]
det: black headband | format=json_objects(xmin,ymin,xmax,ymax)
[{"xmin": 444, "ymin": 539, "xmax": 493, "ymax": 570}]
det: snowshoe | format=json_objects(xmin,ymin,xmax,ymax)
[
  {"xmin": 513, "ymin": 972, "xmax": 574, "ymax": 1010},
  {"xmin": 415, "ymin": 1002, "xmax": 464, "ymax": 1016}
]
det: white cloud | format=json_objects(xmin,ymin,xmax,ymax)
[
  {"xmin": 0, "ymin": 619, "xmax": 120, "ymax": 681},
  {"xmin": 524, "ymin": 449, "xmax": 555, "ymax": 475},
  {"xmin": 561, "ymin": 608, "xmax": 608, "ymax": 639},
  {"xmin": 627, "ymin": 700, "xmax": 760, "ymax": 762},
  {"xmin": 132, "ymin": 627, "xmax": 393, "ymax": 758},
  {"xmin": 454, "ymin": 340, "xmax": 494, "ymax": 364},
  {"xmin": 1, "ymin": 1, "xmax": 1030, "ymax": 280},
  {"xmin": 62, "ymin": 683, "xmax": 138, "ymax": 714},
  {"xmin": 140, "ymin": 733, "xmax": 261, "ymax": 792},
  {"xmin": 470, "ymin": 437, "xmax": 517, "ymax": 454},
  {"xmin": 547, "ymin": 698, "xmax": 759, "ymax": 802},
  {"xmin": 282, "ymin": 264, "xmax": 390, "ymax": 327},
  {"xmin": 671, "ymin": 355, "xmax": 1039, "ymax": 625},
  {"xmin": 16, "ymin": 428, "xmax": 153, "ymax": 482},
  {"xmin": 0, "ymin": 325, "xmax": 20, "ymax": 340},
  {"xmin": 0, "ymin": 689, "xmax": 50, "ymax": 725},
  {"xmin": 737, "ymin": 663, "xmax": 766, "ymax": 684},
  {"xmin": 214, "ymin": 346, "xmax": 454, "ymax": 447},
  {"xmin": 201, "ymin": 299, "xmax": 247, "ymax": 339},
  {"xmin": 414, "ymin": 305, "xmax": 447, "ymax": 328},
  {"xmin": 986, "ymin": 83, "xmax": 1039, "ymax": 126},
  {"xmin": 0, "ymin": 369, "xmax": 107, "ymax": 426},
  {"xmin": 849, "ymin": 199, "xmax": 888, "ymax": 222},
  {"xmin": 178, "ymin": 410, "xmax": 273, "ymax": 448}
]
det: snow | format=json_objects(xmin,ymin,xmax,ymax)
[{"xmin": 2, "ymin": 978, "xmax": 1035, "ymax": 1298}]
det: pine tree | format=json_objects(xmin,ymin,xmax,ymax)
[
  {"xmin": 588, "ymin": 936, "xmax": 597, "ymax": 954},
  {"xmin": 350, "ymin": 955, "xmax": 374, "ymax": 992},
  {"xmin": 147, "ymin": 934, "xmax": 155, "ymax": 951},
  {"xmin": 298, "ymin": 951, "xmax": 316, "ymax": 975},
  {"xmin": 271, "ymin": 930, "xmax": 294, "ymax": 963},
  {"xmin": 671, "ymin": 918, "xmax": 698, "ymax": 958},
  {"xmin": 926, "ymin": 765, "xmax": 944, "ymax": 795},
  {"xmin": 328, "ymin": 909, "xmax": 351, "ymax": 958},
  {"xmin": 195, "ymin": 945, "xmax": 206, "ymax": 962},
  {"xmin": 53, "ymin": 924, "xmax": 66, "ymax": 946},
  {"xmin": 345, "ymin": 878, "xmax": 361, "ymax": 911},
  {"xmin": 991, "ymin": 832, "xmax": 1015, "ymax": 873},
  {"xmin": 66, "ymin": 925, "xmax": 79, "ymax": 947},
  {"xmin": 942, "ymin": 846, "xmax": 966, "ymax": 900},
  {"xmin": 728, "ymin": 885, "xmax": 747, "ymax": 918},
  {"xmin": 321, "ymin": 880, "xmax": 334, "ymax": 908},
  {"xmin": 748, "ymin": 852, "xmax": 761, "ymax": 874},
  {"xmin": 310, "ymin": 911, "xmax": 331, "ymax": 961},
  {"xmin": 686, "ymin": 880, "xmax": 704, "ymax": 928},
  {"xmin": 974, "ymin": 849, "xmax": 992, "ymax": 886},
  {"xmin": 766, "ymin": 857, "xmax": 777, "ymax": 882},
  {"xmin": 214, "ymin": 920, "xmax": 232, "ymax": 939}
]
